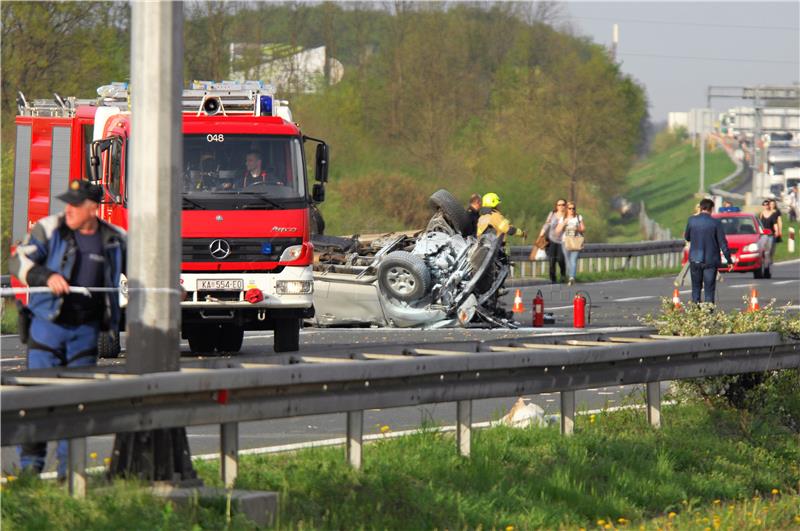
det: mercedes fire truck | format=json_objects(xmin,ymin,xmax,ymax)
[{"xmin": 11, "ymin": 81, "xmax": 328, "ymax": 354}]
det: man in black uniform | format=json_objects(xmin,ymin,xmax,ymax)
[{"xmin": 465, "ymin": 193, "xmax": 482, "ymax": 236}]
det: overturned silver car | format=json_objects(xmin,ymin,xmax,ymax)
[{"xmin": 310, "ymin": 190, "xmax": 516, "ymax": 328}]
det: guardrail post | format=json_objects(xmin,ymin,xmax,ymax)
[
  {"xmin": 220, "ymin": 422, "xmax": 239, "ymax": 488},
  {"xmin": 346, "ymin": 410, "xmax": 363, "ymax": 470},
  {"xmin": 646, "ymin": 382, "xmax": 662, "ymax": 428},
  {"xmin": 68, "ymin": 437, "xmax": 87, "ymax": 498},
  {"xmin": 457, "ymin": 400, "xmax": 472, "ymax": 457},
  {"xmin": 560, "ymin": 391, "xmax": 575, "ymax": 435}
]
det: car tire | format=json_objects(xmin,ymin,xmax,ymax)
[
  {"xmin": 378, "ymin": 251, "xmax": 432, "ymax": 302},
  {"xmin": 429, "ymin": 189, "xmax": 471, "ymax": 236},
  {"xmin": 274, "ymin": 318, "xmax": 300, "ymax": 352},
  {"xmin": 97, "ymin": 331, "xmax": 121, "ymax": 359},
  {"xmin": 216, "ymin": 324, "xmax": 244, "ymax": 353}
]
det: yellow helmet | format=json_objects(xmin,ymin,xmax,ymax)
[{"xmin": 482, "ymin": 192, "xmax": 501, "ymax": 208}]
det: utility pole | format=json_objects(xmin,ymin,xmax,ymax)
[
  {"xmin": 126, "ymin": 2, "xmax": 182, "ymax": 373},
  {"xmin": 609, "ymin": 23, "xmax": 619, "ymax": 61},
  {"xmin": 111, "ymin": 1, "xmax": 196, "ymax": 483}
]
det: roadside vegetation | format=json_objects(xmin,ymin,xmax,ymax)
[
  {"xmin": 3, "ymin": 400, "xmax": 799, "ymax": 530},
  {"xmin": 608, "ymin": 129, "xmax": 736, "ymax": 242}
]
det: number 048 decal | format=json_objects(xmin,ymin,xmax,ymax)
[{"xmin": 206, "ymin": 134, "xmax": 225, "ymax": 142}]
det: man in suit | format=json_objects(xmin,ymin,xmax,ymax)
[{"xmin": 684, "ymin": 198, "xmax": 733, "ymax": 304}]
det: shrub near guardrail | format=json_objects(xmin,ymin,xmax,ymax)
[{"xmin": 643, "ymin": 299, "xmax": 800, "ymax": 433}]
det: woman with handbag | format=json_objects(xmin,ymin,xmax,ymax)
[
  {"xmin": 557, "ymin": 201, "xmax": 585, "ymax": 286},
  {"xmin": 538, "ymin": 199, "xmax": 567, "ymax": 283}
]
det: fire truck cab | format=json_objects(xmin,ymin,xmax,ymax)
[{"xmin": 12, "ymin": 81, "xmax": 328, "ymax": 355}]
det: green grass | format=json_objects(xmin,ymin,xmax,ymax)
[
  {"xmin": 1, "ymin": 298, "xmax": 18, "ymax": 334},
  {"xmin": 574, "ymin": 266, "xmax": 681, "ymax": 284},
  {"xmin": 4, "ymin": 402, "xmax": 799, "ymax": 530},
  {"xmin": 609, "ymin": 141, "xmax": 736, "ymax": 241},
  {"xmin": 774, "ymin": 218, "xmax": 800, "ymax": 264}
]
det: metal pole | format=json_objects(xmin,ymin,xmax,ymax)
[
  {"xmin": 560, "ymin": 391, "xmax": 575, "ymax": 435},
  {"xmin": 127, "ymin": 0, "xmax": 183, "ymax": 373},
  {"xmin": 346, "ymin": 410, "xmax": 363, "ymax": 470},
  {"xmin": 646, "ymin": 382, "xmax": 662, "ymax": 428},
  {"xmin": 699, "ymin": 117, "xmax": 706, "ymax": 194},
  {"xmin": 68, "ymin": 438, "xmax": 87, "ymax": 498},
  {"xmin": 457, "ymin": 400, "xmax": 472, "ymax": 457},
  {"xmin": 221, "ymin": 422, "xmax": 239, "ymax": 488}
]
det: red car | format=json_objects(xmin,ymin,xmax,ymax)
[{"xmin": 683, "ymin": 212, "xmax": 774, "ymax": 278}]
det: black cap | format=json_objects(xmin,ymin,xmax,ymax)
[{"xmin": 58, "ymin": 180, "xmax": 103, "ymax": 205}]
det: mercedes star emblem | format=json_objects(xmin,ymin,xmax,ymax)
[{"xmin": 209, "ymin": 239, "xmax": 231, "ymax": 260}]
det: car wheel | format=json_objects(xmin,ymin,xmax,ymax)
[
  {"xmin": 378, "ymin": 251, "xmax": 432, "ymax": 302},
  {"xmin": 274, "ymin": 318, "xmax": 300, "ymax": 352},
  {"xmin": 754, "ymin": 260, "xmax": 764, "ymax": 279},
  {"xmin": 428, "ymin": 189, "xmax": 471, "ymax": 236},
  {"xmin": 187, "ymin": 328, "xmax": 216, "ymax": 355},
  {"xmin": 97, "ymin": 331, "xmax": 121, "ymax": 359}
]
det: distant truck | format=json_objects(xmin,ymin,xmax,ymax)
[
  {"xmin": 12, "ymin": 81, "xmax": 329, "ymax": 355},
  {"xmin": 765, "ymin": 147, "xmax": 800, "ymax": 198}
]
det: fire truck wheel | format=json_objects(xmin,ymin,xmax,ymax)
[
  {"xmin": 429, "ymin": 189, "xmax": 471, "ymax": 236},
  {"xmin": 378, "ymin": 251, "xmax": 431, "ymax": 302},
  {"xmin": 217, "ymin": 325, "xmax": 244, "ymax": 353},
  {"xmin": 97, "ymin": 331, "xmax": 121, "ymax": 359},
  {"xmin": 274, "ymin": 318, "xmax": 300, "ymax": 352},
  {"xmin": 187, "ymin": 328, "xmax": 216, "ymax": 355}
]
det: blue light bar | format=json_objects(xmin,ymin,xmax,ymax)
[{"xmin": 260, "ymin": 95, "xmax": 273, "ymax": 116}]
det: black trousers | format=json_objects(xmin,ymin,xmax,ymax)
[
  {"xmin": 690, "ymin": 262, "xmax": 718, "ymax": 303},
  {"xmin": 547, "ymin": 242, "xmax": 566, "ymax": 282}
]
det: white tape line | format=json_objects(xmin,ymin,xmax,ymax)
[{"xmin": 614, "ymin": 296, "xmax": 656, "ymax": 302}]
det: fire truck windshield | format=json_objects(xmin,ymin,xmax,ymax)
[{"xmin": 182, "ymin": 134, "xmax": 306, "ymax": 209}]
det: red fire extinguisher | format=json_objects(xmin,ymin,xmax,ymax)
[
  {"xmin": 533, "ymin": 290, "xmax": 544, "ymax": 327},
  {"xmin": 573, "ymin": 291, "xmax": 591, "ymax": 328}
]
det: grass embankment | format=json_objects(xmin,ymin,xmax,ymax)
[
  {"xmin": 3, "ymin": 402, "xmax": 799, "ymax": 530},
  {"xmin": 608, "ymin": 140, "xmax": 736, "ymax": 242}
]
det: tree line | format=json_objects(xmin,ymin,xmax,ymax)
[{"xmin": 1, "ymin": 1, "xmax": 648, "ymax": 240}]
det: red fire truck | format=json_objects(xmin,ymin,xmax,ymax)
[{"xmin": 11, "ymin": 81, "xmax": 328, "ymax": 355}]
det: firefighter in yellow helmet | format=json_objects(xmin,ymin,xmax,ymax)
[{"xmin": 476, "ymin": 193, "xmax": 527, "ymax": 239}]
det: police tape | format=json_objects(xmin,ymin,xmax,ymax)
[{"xmin": 0, "ymin": 287, "xmax": 181, "ymax": 297}]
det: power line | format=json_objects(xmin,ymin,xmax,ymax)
[
  {"xmin": 569, "ymin": 15, "xmax": 799, "ymax": 32},
  {"xmin": 619, "ymin": 52, "xmax": 798, "ymax": 65}
]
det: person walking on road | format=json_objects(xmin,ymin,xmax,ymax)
[
  {"xmin": 684, "ymin": 198, "xmax": 733, "ymax": 304},
  {"xmin": 465, "ymin": 193, "xmax": 482, "ymax": 236},
  {"xmin": 787, "ymin": 185, "xmax": 799, "ymax": 222},
  {"xmin": 538, "ymin": 199, "xmax": 567, "ymax": 283},
  {"xmin": 9, "ymin": 180, "xmax": 126, "ymax": 479},
  {"xmin": 556, "ymin": 201, "xmax": 585, "ymax": 286},
  {"xmin": 760, "ymin": 199, "xmax": 782, "ymax": 266}
]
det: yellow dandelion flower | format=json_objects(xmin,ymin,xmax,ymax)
[
  {"xmin": 505, "ymin": 526, "xmax": 514, "ymax": 531},
  {"xmin": 103, "ymin": 457, "xmax": 111, "ymax": 465},
  {"xmin": 704, "ymin": 528, "xmax": 711, "ymax": 531},
  {"xmin": 793, "ymin": 515, "xmax": 800, "ymax": 523},
  {"xmin": 380, "ymin": 425, "xmax": 390, "ymax": 434},
  {"xmin": 754, "ymin": 519, "xmax": 761, "ymax": 525},
  {"xmin": 6, "ymin": 475, "xmax": 16, "ymax": 482},
  {"xmin": 728, "ymin": 505, "xmax": 735, "ymax": 511},
  {"xmin": 598, "ymin": 519, "xmax": 606, "ymax": 526},
  {"xmin": 579, "ymin": 528, "xmax": 586, "ymax": 531},
  {"xmin": 89, "ymin": 452, "xmax": 98, "ymax": 459},
  {"xmin": 668, "ymin": 512, "xmax": 677, "ymax": 519},
  {"xmin": 770, "ymin": 488, "xmax": 779, "ymax": 495},
  {"xmin": 713, "ymin": 499, "xmax": 721, "ymax": 505},
  {"xmin": 604, "ymin": 524, "xmax": 612, "ymax": 530},
  {"xmin": 618, "ymin": 517, "xmax": 628, "ymax": 524}
]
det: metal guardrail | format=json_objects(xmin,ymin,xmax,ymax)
[
  {"xmin": 508, "ymin": 240, "xmax": 686, "ymax": 278},
  {"xmin": 710, "ymin": 136, "xmax": 747, "ymax": 202},
  {"xmin": 2, "ymin": 329, "xmax": 798, "ymax": 496}
]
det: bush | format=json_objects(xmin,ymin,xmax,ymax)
[{"xmin": 642, "ymin": 299, "xmax": 800, "ymax": 432}]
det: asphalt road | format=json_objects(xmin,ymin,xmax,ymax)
[{"xmin": 1, "ymin": 259, "xmax": 797, "ymax": 475}]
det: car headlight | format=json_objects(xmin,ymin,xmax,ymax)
[
  {"xmin": 275, "ymin": 280, "xmax": 313, "ymax": 295},
  {"xmin": 279, "ymin": 245, "xmax": 304, "ymax": 262},
  {"xmin": 743, "ymin": 243, "xmax": 759, "ymax": 253}
]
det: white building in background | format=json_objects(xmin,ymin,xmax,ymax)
[
  {"xmin": 229, "ymin": 43, "xmax": 344, "ymax": 94},
  {"xmin": 667, "ymin": 112, "xmax": 688, "ymax": 132}
]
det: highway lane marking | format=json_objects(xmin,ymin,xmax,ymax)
[
  {"xmin": 614, "ymin": 296, "xmax": 656, "ymax": 302},
  {"xmin": 0, "ymin": 357, "xmax": 25, "ymax": 364},
  {"xmin": 773, "ymin": 259, "xmax": 800, "ymax": 266},
  {"xmin": 729, "ymin": 284, "xmax": 756, "ymax": 288},
  {"xmin": 771, "ymin": 280, "xmax": 798, "ymax": 285}
]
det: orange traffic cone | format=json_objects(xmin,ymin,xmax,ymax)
[
  {"xmin": 747, "ymin": 287, "xmax": 760, "ymax": 312},
  {"xmin": 512, "ymin": 289, "xmax": 526, "ymax": 313},
  {"xmin": 672, "ymin": 288, "xmax": 682, "ymax": 310}
]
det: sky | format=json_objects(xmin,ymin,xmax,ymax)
[{"xmin": 561, "ymin": 1, "xmax": 800, "ymax": 122}]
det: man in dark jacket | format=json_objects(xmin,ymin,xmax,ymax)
[
  {"xmin": 9, "ymin": 179, "xmax": 126, "ymax": 478},
  {"xmin": 684, "ymin": 198, "xmax": 733, "ymax": 303},
  {"xmin": 465, "ymin": 193, "xmax": 481, "ymax": 236}
]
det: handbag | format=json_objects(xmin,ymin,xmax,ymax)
[
  {"xmin": 564, "ymin": 234, "xmax": 585, "ymax": 251},
  {"xmin": 534, "ymin": 233, "xmax": 549, "ymax": 250}
]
